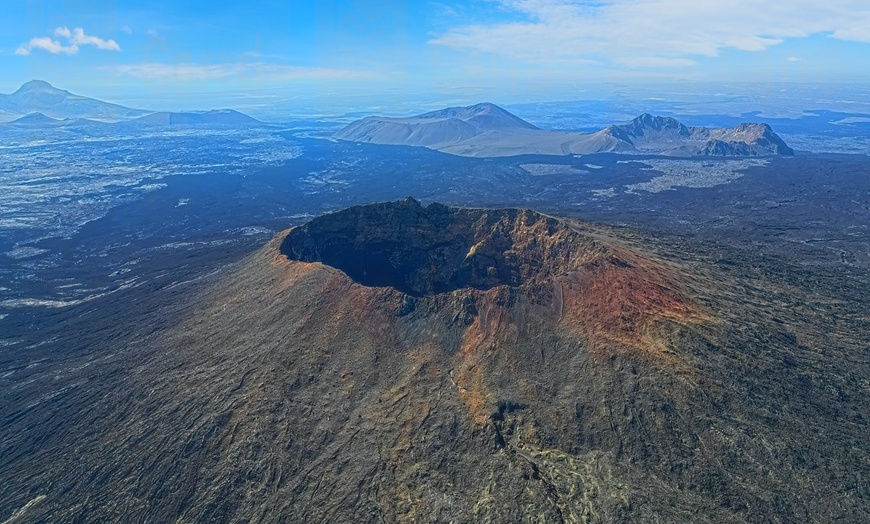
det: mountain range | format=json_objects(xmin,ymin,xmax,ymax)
[
  {"xmin": 0, "ymin": 82, "xmax": 796, "ymax": 155},
  {"xmin": 335, "ymin": 103, "xmax": 794, "ymax": 157},
  {"xmin": 0, "ymin": 80, "xmax": 148, "ymax": 122},
  {"xmin": 0, "ymin": 81, "xmax": 261, "ymax": 125}
]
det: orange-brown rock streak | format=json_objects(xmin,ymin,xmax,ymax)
[
  {"xmin": 453, "ymin": 286, "xmax": 526, "ymax": 426},
  {"xmin": 559, "ymin": 248, "xmax": 711, "ymax": 364}
]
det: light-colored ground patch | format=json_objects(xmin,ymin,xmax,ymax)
[
  {"xmin": 625, "ymin": 158, "xmax": 768, "ymax": 194},
  {"xmin": 831, "ymin": 117, "xmax": 870, "ymax": 125},
  {"xmin": 590, "ymin": 188, "xmax": 617, "ymax": 198},
  {"xmin": 237, "ymin": 226, "xmax": 273, "ymax": 236},
  {"xmin": 300, "ymin": 170, "xmax": 351, "ymax": 195},
  {"xmin": 781, "ymin": 133, "xmax": 870, "ymax": 155},
  {"xmin": 520, "ymin": 163, "xmax": 590, "ymax": 176},
  {"xmin": 6, "ymin": 246, "xmax": 49, "ymax": 259}
]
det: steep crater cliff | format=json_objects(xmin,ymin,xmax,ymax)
[{"xmin": 280, "ymin": 197, "xmax": 604, "ymax": 296}]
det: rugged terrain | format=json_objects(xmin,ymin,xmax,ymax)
[
  {"xmin": 335, "ymin": 105, "xmax": 793, "ymax": 158},
  {"xmin": 2, "ymin": 199, "xmax": 867, "ymax": 523},
  {"xmin": 609, "ymin": 114, "xmax": 794, "ymax": 156}
]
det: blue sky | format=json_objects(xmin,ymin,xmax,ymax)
[{"xmin": 3, "ymin": 0, "xmax": 870, "ymax": 110}]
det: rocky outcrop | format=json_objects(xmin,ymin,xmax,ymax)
[{"xmin": 608, "ymin": 114, "xmax": 795, "ymax": 156}]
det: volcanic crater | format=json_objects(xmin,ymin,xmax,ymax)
[
  {"xmin": 277, "ymin": 198, "xmax": 711, "ymax": 377},
  {"xmin": 282, "ymin": 197, "xmax": 617, "ymax": 296}
]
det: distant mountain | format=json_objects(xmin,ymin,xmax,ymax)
[
  {"xmin": 0, "ymin": 80, "xmax": 148, "ymax": 121},
  {"xmin": 9, "ymin": 112, "xmax": 62, "ymax": 126},
  {"xmin": 415, "ymin": 102, "xmax": 540, "ymax": 132},
  {"xmin": 131, "ymin": 109, "xmax": 261, "ymax": 126},
  {"xmin": 335, "ymin": 105, "xmax": 794, "ymax": 158},
  {"xmin": 2, "ymin": 112, "xmax": 114, "ymax": 129},
  {"xmin": 607, "ymin": 114, "xmax": 795, "ymax": 156},
  {"xmin": 334, "ymin": 102, "xmax": 537, "ymax": 149},
  {"xmin": 0, "ymin": 83, "xmax": 262, "ymax": 127}
]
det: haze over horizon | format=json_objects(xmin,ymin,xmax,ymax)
[{"xmin": 3, "ymin": 1, "xmax": 870, "ymax": 115}]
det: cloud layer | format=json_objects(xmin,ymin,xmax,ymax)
[
  {"xmin": 15, "ymin": 27, "xmax": 120, "ymax": 56},
  {"xmin": 108, "ymin": 62, "xmax": 378, "ymax": 82},
  {"xmin": 431, "ymin": 0, "xmax": 870, "ymax": 66}
]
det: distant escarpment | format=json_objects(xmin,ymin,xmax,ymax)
[
  {"xmin": 335, "ymin": 104, "xmax": 794, "ymax": 158},
  {"xmin": 3, "ymin": 199, "xmax": 867, "ymax": 523}
]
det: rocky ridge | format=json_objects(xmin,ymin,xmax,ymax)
[{"xmin": 608, "ymin": 114, "xmax": 794, "ymax": 156}]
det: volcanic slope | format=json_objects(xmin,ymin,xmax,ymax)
[{"xmin": 1, "ymin": 199, "xmax": 868, "ymax": 522}]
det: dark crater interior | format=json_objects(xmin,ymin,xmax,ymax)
[{"xmin": 280, "ymin": 198, "xmax": 589, "ymax": 296}]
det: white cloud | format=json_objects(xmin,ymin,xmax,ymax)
[
  {"xmin": 430, "ymin": 0, "xmax": 870, "ymax": 66},
  {"xmin": 15, "ymin": 27, "xmax": 120, "ymax": 56},
  {"xmin": 787, "ymin": 56, "xmax": 806, "ymax": 62},
  {"xmin": 108, "ymin": 62, "xmax": 379, "ymax": 82},
  {"xmin": 15, "ymin": 37, "xmax": 77, "ymax": 56},
  {"xmin": 121, "ymin": 25, "xmax": 133, "ymax": 34},
  {"xmin": 617, "ymin": 57, "xmax": 697, "ymax": 68},
  {"xmin": 69, "ymin": 28, "xmax": 121, "ymax": 51}
]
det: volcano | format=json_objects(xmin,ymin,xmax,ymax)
[{"xmin": 1, "ymin": 199, "xmax": 867, "ymax": 523}]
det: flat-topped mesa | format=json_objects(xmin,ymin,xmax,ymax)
[{"xmin": 280, "ymin": 198, "xmax": 606, "ymax": 297}]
